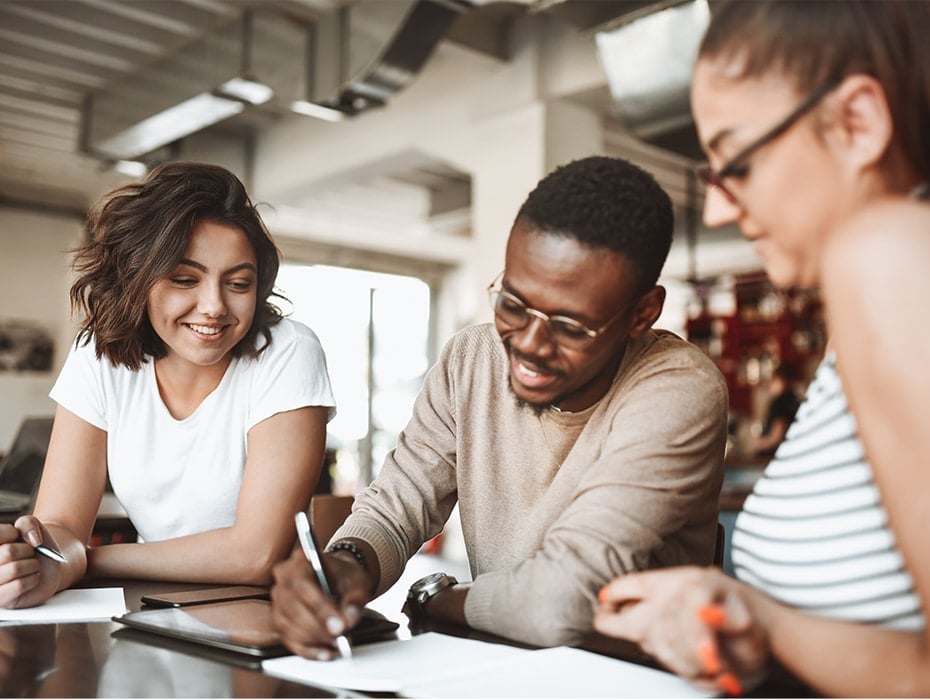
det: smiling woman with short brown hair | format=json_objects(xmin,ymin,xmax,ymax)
[{"xmin": 0, "ymin": 162, "xmax": 336, "ymax": 607}]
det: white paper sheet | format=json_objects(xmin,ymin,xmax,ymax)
[
  {"xmin": 401, "ymin": 645, "xmax": 715, "ymax": 698},
  {"xmin": 262, "ymin": 631, "xmax": 532, "ymax": 692},
  {"xmin": 0, "ymin": 587, "xmax": 126, "ymax": 625}
]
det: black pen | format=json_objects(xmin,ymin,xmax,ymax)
[
  {"xmin": 34, "ymin": 543, "xmax": 67, "ymax": 564},
  {"xmin": 294, "ymin": 511, "xmax": 352, "ymax": 658}
]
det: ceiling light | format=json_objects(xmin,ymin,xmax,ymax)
[
  {"xmin": 219, "ymin": 77, "xmax": 274, "ymax": 105},
  {"xmin": 92, "ymin": 93, "xmax": 245, "ymax": 159},
  {"xmin": 113, "ymin": 160, "xmax": 148, "ymax": 178},
  {"xmin": 290, "ymin": 100, "xmax": 346, "ymax": 123}
]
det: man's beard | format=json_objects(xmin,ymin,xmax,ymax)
[
  {"xmin": 504, "ymin": 344, "xmax": 562, "ymax": 416},
  {"xmin": 507, "ymin": 380, "xmax": 550, "ymax": 416}
]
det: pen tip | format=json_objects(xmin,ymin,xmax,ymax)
[{"xmin": 336, "ymin": 635, "xmax": 353, "ymax": 659}]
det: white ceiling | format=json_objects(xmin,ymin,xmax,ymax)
[
  {"xmin": 0, "ymin": 0, "xmax": 685, "ymax": 214},
  {"xmin": 0, "ymin": 0, "xmax": 725, "ymax": 281},
  {"xmin": 0, "ymin": 0, "xmax": 349, "ymax": 215}
]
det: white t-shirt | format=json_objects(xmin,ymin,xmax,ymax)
[{"xmin": 49, "ymin": 318, "xmax": 336, "ymax": 543}]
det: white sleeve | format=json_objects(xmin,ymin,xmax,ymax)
[
  {"xmin": 48, "ymin": 336, "xmax": 108, "ymax": 431},
  {"xmin": 247, "ymin": 320, "xmax": 336, "ymax": 430}
]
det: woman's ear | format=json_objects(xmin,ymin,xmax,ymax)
[
  {"xmin": 628, "ymin": 285, "xmax": 666, "ymax": 338},
  {"xmin": 830, "ymin": 73, "xmax": 894, "ymax": 172}
]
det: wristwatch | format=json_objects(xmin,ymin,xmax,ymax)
[{"xmin": 403, "ymin": 571, "xmax": 458, "ymax": 622}]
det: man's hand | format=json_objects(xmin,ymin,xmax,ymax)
[{"xmin": 270, "ymin": 546, "xmax": 372, "ymax": 659}]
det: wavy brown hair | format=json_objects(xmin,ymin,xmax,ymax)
[{"xmin": 70, "ymin": 161, "xmax": 284, "ymax": 370}]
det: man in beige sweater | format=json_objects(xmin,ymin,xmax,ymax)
[{"xmin": 271, "ymin": 156, "xmax": 728, "ymax": 655}]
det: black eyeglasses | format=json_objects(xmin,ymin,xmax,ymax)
[
  {"xmin": 487, "ymin": 273, "xmax": 630, "ymax": 349},
  {"xmin": 697, "ymin": 80, "xmax": 839, "ymax": 203}
]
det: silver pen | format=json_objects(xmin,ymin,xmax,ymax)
[
  {"xmin": 35, "ymin": 543, "xmax": 67, "ymax": 563},
  {"xmin": 294, "ymin": 511, "xmax": 353, "ymax": 658}
]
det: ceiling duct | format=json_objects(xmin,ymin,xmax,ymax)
[
  {"xmin": 82, "ymin": 9, "xmax": 308, "ymax": 161},
  {"xmin": 294, "ymin": 0, "xmax": 468, "ymax": 119},
  {"xmin": 595, "ymin": 0, "xmax": 710, "ymax": 161},
  {"xmin": 81, "ymin": 1, "xmax": 469, "ymax": 158}
]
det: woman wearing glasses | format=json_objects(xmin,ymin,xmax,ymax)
[{"xmin": 594, "ymin": 1, "xmax": 930, "ymax": 696}]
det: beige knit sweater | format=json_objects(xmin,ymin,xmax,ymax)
[{"xmin": 333, "ymin": 323, "xmax": 727, "ymax": 647}]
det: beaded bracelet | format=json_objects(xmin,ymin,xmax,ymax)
[{"xmin": 326, "ymin": 540, "xmax": 368, "ymax": 571}]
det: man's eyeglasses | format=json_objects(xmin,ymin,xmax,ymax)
[
  {"xmin": 697, "ymin": 80, "xmax": 839, "ymax": 203},
  {"xmin": 487, "ymin": 274, "xmax": 630, "ymax": 349}
]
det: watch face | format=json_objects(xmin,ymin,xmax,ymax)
[{"xmin": 416, "ymin": 572, "xmax": 448, "ymax": 589}]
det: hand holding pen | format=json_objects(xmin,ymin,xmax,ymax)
[
  {"xmin": 0, "ymin": 518, "xmax": 67, "ymax": 609},
  {"xmin": 14, "ymin": 517, "xmax": 67, "ymax": 564},
  {"xmin": 293, "ymin": 511, "xmax": 353, "ymax": 658}
]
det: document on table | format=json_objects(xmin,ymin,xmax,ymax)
[
  {"xmin": 263, "ymin": 631, "xmax": 714, "ymax": 698},
  {"xmin": 262, "ymin": 632, "xmax": 532, "ymax": 692},
  {"xmin": 401, "ymin": 645, "xmax": 715, "ymax": 698},
  {"xmin": 0, "ymin": 587, "xmax": 126, "ymax": 625}
]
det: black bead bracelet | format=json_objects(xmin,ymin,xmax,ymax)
[{"xmin": 326, "ymin": 540, "xmax": 367, "ymax": 571}]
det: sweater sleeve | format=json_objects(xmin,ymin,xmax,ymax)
[
  {"xmin": 463, "ymin": 341, "xmax": 728, "ymax": 647},
  {"xmin": 329, "ymin": 334, "xmax": 461, "ymax": 596}
]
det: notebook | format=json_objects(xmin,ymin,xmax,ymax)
[{"xmin": 0, "ymin": 416, "xmax": 53, "ymax": 514}]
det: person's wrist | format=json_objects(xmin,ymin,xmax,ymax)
[
  {"xmin": 326, "ymin": 540, "xmax": 367, "ymax": 571},
  {"xmin": 326, "ymin": 540, "xmax": 379, "ymax": 598},
  {"xmin": 403, "ymin": 572, "xmax": 458, "ymax": 628}
]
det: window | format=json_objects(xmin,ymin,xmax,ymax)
[{"xmin": 275, "ymin": 263, "xmax": 431, "ymax": 492}]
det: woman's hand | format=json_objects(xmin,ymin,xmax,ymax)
[
  {"xmin": 594, "ymin": 566, "xmax": 769, "ymax": 696},
  {"xmin": 0, "ymin": 517, "xmax": 63, "ymax": 609}
]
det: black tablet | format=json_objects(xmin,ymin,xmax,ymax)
[
  {"xmin": 113, "ymin": 599, "xmax": 286, "ymax": 658},
  {"xmin": 112, "ymin": 599, "xmax": 400, "ymax": 658}
]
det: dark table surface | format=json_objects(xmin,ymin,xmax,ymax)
[
  {"xmin": 0, "ymin": 579, "xmax": 365, "ymax": 698},
  {"xmin": 0, "ymin": 578, "xmax": 815, "ymax": 698}
]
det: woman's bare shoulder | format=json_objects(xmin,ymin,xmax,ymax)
[{"xmin": 823, "ymin": 196, "xmax": 930, "ymax": 282}]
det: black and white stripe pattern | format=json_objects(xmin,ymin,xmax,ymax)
[{"xmin": 732, "ymin": 353, "xmax": 925, "ymax": 630}]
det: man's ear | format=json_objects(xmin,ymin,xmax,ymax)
[
  {"xmin": 628, "ymin": 285, "xmax": 666, "ymax": 338},
  {"xmin": 830, "ymin": 73, "xmax": 894, "ymax": 172}
]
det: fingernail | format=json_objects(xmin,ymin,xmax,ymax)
[
  {"xmin": 344, "ymin": 605, "xmax": 362, "ymax": 628},
  {"xmin": 314, "ymin": 649, "xmax": 333, "ymax": 661},
  {"xmin": 698, "ymin": 604, "xmax": 727, "ymax": 627},
  {"xmin": 698, "ymin": 639, "xmax": 721, "ymax": 676},
  {"xmin": 326, "ymin": 616, "xmax": 344, "ymax": 636},
  {"xmin": 597, "ymin": 586, "xmax": 610, "ymax": 603},
  {"xmin": 25, "ymin": 531, "xmax": 40, "ymax": 547},
  {"xmin": 717, "ymin": 672, "xmax": 743, "ymax": 697}
]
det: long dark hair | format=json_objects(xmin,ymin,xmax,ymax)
[{"xmin": 70, "ymin": 161, "xmax": 284, "ymax": 370}]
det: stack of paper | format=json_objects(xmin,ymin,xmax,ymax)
[
  {"xmin": 263, "ymin": 632, "xmax": 523, "ymax": 693},
  {"xmin": 0, "ymin": 587, "xmax": 126, "ymax": 625},
  {"xmin": 262, "ymin": 632, "xmax": 713, "ymax": 698}
]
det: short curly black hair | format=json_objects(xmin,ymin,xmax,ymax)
[{"xmin": 515, "ymin": 156, "xmax": 673, "ymax": 294}]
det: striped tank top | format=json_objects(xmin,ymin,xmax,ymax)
[{"xmin": 731, "ymin": 352, "xmax": 924, "ymax": 630}]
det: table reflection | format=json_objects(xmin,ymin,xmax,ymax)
[{"xmin": 0, "ymin": 622, "xmax": 104, "ymax": 697}]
